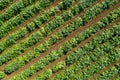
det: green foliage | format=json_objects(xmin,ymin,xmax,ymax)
[{"xmin": 0, "ymin": 71, "xmax": 5, "ymax": 80}]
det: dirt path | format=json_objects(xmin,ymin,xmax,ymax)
[
  {"xmin": 0, "ymin": 0, "xmax": 61, "ymax": 41},
  {"xmin": 0, "ymin": 0, "xmax": 18, "ymax": 14},
  {"xmin": 2, "ymin": 1, "xmax": 119, "ymax": 80},
  {"xmin": 90, "ymin": 59, "xmax": 120, "ymax": 80},
  {"xmin": 0, "ymin": 0, "xmax": 80, "ymax": 71},
  {"xmin": 48, "ymin": 17, "xmax": 120, "ymax": 80}
]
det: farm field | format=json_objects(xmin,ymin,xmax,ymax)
[{"xmin": 0, "ymin": 0, "xmax": 120, "ymax": 80}]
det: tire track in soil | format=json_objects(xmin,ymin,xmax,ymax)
[
  {"xmin": 48, "ymin": 17, "xmax": 120, "ymax": 80},
  {"xmin": 3, "ymin": 1, "xmax": 118, "ymax": 80},
  {"xmin": 72, "ymin": 44, "xmax": 120, "ymax": 80},
  {"xmin": 0, "ymin": 0, "xmax": 61, "ymax": 41},
  {"xmin": 90, "ymin": 59, "xmax": 120, "ymax": 80},
  {"xmin": 0, "ymin": 0, "xmax": 80, "ymax": 71},
  {"xmin": 0, "ymin": 0, "xmax": 18, "ymax": 14}
]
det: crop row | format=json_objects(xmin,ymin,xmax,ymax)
[
  {"xmin": 0, "ymin": 0, "xmax": 55, "ymax": 38},
  {"xmin": 0, "ymin": 0, "xmax": 39, "ymax": 26},
  {"xmin": 31, "ymin": 5, "xmax": 119, "ymax": 79},
  {"xmin": 0, "ymin": 0, "xmax": 79, "ymax": 66},
  {"xmin": 3, "ymin": 0, "xmax": 104, "ymax": 74},
  {"xmin": 114, "ymin": 74, "xmax": 120, "ymax": 80},
  {"xmin": 0, "ymin": 0, "xmax": 13, "ymax": 10},
  {"xmin": 72, "ymin": 45, "xmax": 120, "ymax": 80},
  {"xmin": 0, "ymin": 71, "xmax": 5, "ymax": 80},
  {"xmin": 0, "ymin": 0, "xmax": 76, "ymax": 53},
  {"xmin": 52, "ymin": 22, "xmax": 120, "ymax": 80},
  {"xmin": 38, "ymin": 17, "xmax": 118, "ymax": 79},
  {"xmin": 96, "ymin": 63, "xmax": 120, "ymax": 80},
  {"xmin": 12, "ymin": 21, "xmax": 120, "ymax": 80},
  {"xmin": 35, "ymin": 35, "xmax": 119, "ymax": 80},
  {"xmin": 9, "ymin": 1, "xmax": 120, "ymax": 79},
  {"xmin": 0, "ymin": 0, "xmax": 95, "ymax": 68}
]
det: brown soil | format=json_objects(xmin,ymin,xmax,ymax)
[
  {"xmin": 75, "ymin": 45, "xmax": 120, "ymax": 80},
  {"xmin": 27, "ymin": 1, "xmax": 106, "ymax": 79},
  {"xmin": 0, "ymin": 0, "xmax": 18, "ymax": 14},
  {"xmin": 0, "ymin": 0, "xmax": 80, "ymax": 71},
  {"xmin": 2, "ymin": 1, "xmax": 120, "ymax": 80},
  {"xmin": 0, "ymin": 0, "xmax": 79, "ymax": 55},
  {"xmin": 49, "ymin": 17, "xmax": 120, "ymax": 80},
  {"xmin": 110, "ymin": 74, "xmax": 120, "ymax": 80},
  {"xmin": 0, "ymin": 0, "xmax": 61, "ymax": 41},
  {"xmin": 2, "ymin": 0, "xmax": 119, "ymax": 80},
  {"xmin": 90, "ymin": 59, "xmax": 120, "ymax": 80},
  {"xmin": 0, "ymin": 0, "xmax": 101, "ymax": 72}
]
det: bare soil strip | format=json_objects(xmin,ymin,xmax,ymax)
[
  {"xmin": 3, "ymin": 1, "xmax": 119, "ymax": 80},
  {"xmin": 73, "ymin": 44, "xmax": 120, "ymax": 80},
  {"xmin": 0, "ymin": 0, "xmax": 80, "ymax": 70},
  {"xmin": 0, "ymin": 0, "xmax": 80, "ymax": 55},
  {"xmin": 0, "ymin": 0, "xmax": 18, "ymax": 14},
  {"xmin": 0, "ymin": 0, "xmax": 61, "ymax": 41},
  {"xmin": 90, "ymin": 59, "xmax": 120, "ymax": 80},
  {"xmin": 48, "ymin": 18, "xmax": 120, "ymax": 80},
  {"xmin": 28, "ymin": 17, "xmax": 120, "ymax": 80},
  {"xmin": 110, "ymin": 74, "xmax": 120, "ymax": 80}
]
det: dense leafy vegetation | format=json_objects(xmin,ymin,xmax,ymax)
[
  {"xmin": 52, "ymin": 22, "xmax": 120, "ymax": 80},
  {"xmin": 0, "ymin": 0, "xmax": 38, "ymax": 26},
  {"xmin": 0, "ymin": 71, "xmax": 5, "ymax": 80},
  {"xmin": 0, "ymin": 0, "xmax": 13, "ymax": 10},
  {"xmin": 10, "ymin": 1, "xmax": 120, "ymax": 79},
  {"xmin": 34, "ymin": 6, "xmax": 120, "ymax": 80},
  {"xmin": 0, "ymin": 0, "xmax": 120, "ymax": 80},
  {"xmin": 96, "ymin": 64, "xmax": 120, "ymax": 80},
  {"xmin": 0, "ymin": 0, "xmax": 55, "ymax": 38}
]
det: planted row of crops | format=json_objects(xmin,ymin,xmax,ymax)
[
  {"xmin": 9, "ymin": 0, "xmax": 120, "ymax": 80},
  {"xmin": 0, "ymin": 0, "xmax": 97, "ymax": 70},
  {"xmin": 0, "ymin": 0, "xmax": 79, "ymax": 54},
  {"xmin": 3, "ymin": 0, "xmax": 98, "ymax": 74},
  {"xmin": 45, "ymin": 12, "xmax": 118, "ymax": 79},
  {"xmin": 5, "ymin": 2, "xmax": 119, "ymax": 76},
  {"xmin": 0, "ymin": 0, "xmax": 14, "ymax": 11},
  {"xmin": 33, "ymin": 22, "xmax": 120, "ymax": 80},
  {"xmin": 0, "ymin": 0, "xmax": 80, "ymax": 66},
  {"xmin": 0, "ymin": 0, "xmax": 39, "ymax": 26},
  {"xmin": 0, "ymin": 0, "xmax": 120, "ymax": 80},
  {"xmin": 0, "ymin": 0, "xmax": 56, "ymax": 38},
  {"xmin": 96, "ymin": 63, "xmax": 120, "ymax": 80}
]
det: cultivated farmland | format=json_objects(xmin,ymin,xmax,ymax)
[{"xmin": 0, "ymin": 0, "xmax": 120, "ymax": 80}]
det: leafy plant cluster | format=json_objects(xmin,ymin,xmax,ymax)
[
  {"xmin": 97, "ymin": 64, "xmax": 120, "ymax": 80},
  {"xmin": 1, "ymin": 0, "xmax": 96, "ymax": 74},
  {"xmin": 0, "ymin": 0, "xmax": 13, "ymax": 10},
  {"xmin": 35, "ymin": 6, "xmax": 120, "ymax": 80},
  {"xmin": 9, "ymin": 0, "xmax": 119, "ymax": 79},
  {"xmin": 0, "ymin": 0, "xmax": 77, "ymax": 53},
  {"xmin": 0, "ymin": 0, "xmax": 38, "ymax": 26},
  {"xmin": 4, "ymin": 0, "xmax": 99, "ymax": 75},
  {"xmin": 0, "ymin": 0, "xmax": 55, "ymax": 38},
  {"xmin": 53, "ymin": 22, "xmax": 120, "ymax": 80}
]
